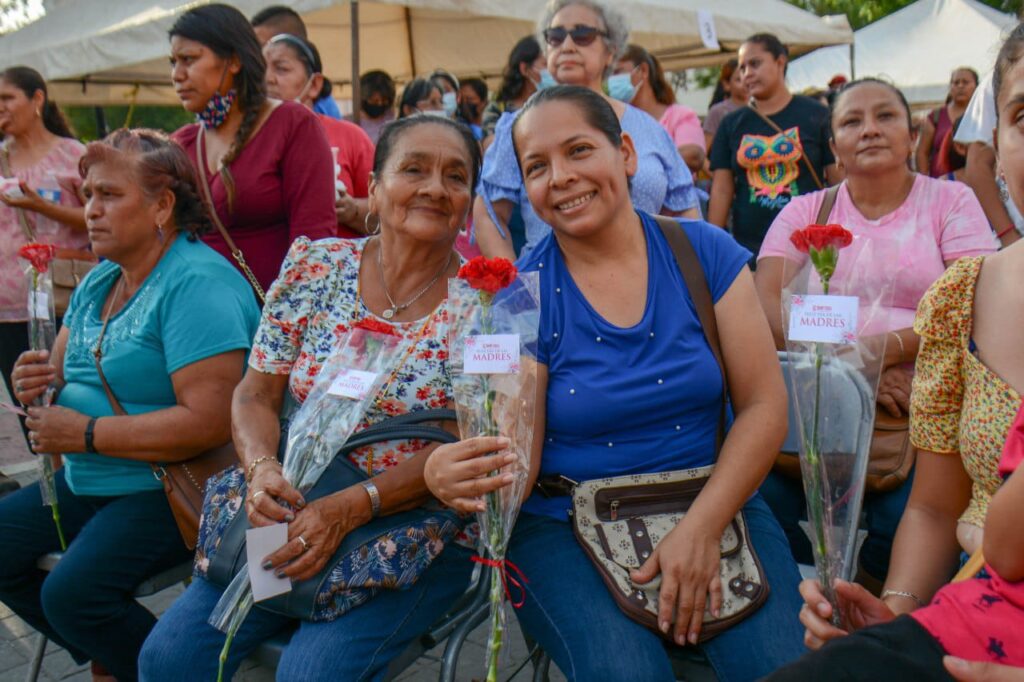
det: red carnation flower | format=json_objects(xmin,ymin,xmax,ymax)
[
  {"xmin": 354, "ymin": 318, "xmax": 400, "ymax": 336},
  {"xmin": 18, "ymin": 243, "xmax": 57, "ymax": 274},
  {"xmin": 457, "ymin": 256, "xmax": 517, "ymax": 295},
  {"xmin": 790, "ymin": 224, "xmax": 853, "ymax": 254}
]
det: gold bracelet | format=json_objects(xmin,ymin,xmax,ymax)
[
  {"xmin": 889, "ymin": 331, "xmax": 906, "ymax": 365},
  {"xmin": 881, "ymin": 589, "xmax": 924, "ymax": 608},
  {"xmin": 245, "ymin": 455, "xmax": 279, "ymax": 484}
]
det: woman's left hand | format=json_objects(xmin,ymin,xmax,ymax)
[
  {"xmin": 0, "ymin": 182, "xmax": 46, "ymax": 212},
  {"xmin": 877, "ymin": 365, "xmax": 913, "ymax": 418},
  {"xmin": 630, "ymin": 517, "xmax": 723, "ymax": 646},
  {"xmin": 261, "ymin": 487, "xmax": 366, "ymax": 582},
  {"xmin": 25, "ymin": 405, "xmax": 89, "ymax": 455}
]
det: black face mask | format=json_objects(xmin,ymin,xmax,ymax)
[{"xmin": 362, "ymin": 102, "xmax": 390, "ymax": 118}]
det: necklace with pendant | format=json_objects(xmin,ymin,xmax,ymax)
[{"xmin": 376, "ymin": 238, "xmax": 452, "ymax": 320}]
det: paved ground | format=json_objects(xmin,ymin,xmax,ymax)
[{"xmin": 0, "ymin": 385, "xmax": 564, "ymax": 682}]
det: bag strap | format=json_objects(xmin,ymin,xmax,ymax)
[
  {"xmin": 652, "ymin": 216, "xmax": 727, "ymax": 455},
  {"xmin": 747, "ymin": 101, "xmax": 825, "ymax": 191},
  {"xmin": 195, "ymin": 128, "xmax": 266, "ymax": 304},
  {"xmin": 814, "ymin": 184, "xmax": 841, "ymax": 225},
  {"xmin": 0, "ymin": 146, "xmax": 36, "ymax": 242},
  {"xmin": 92, "ymin": 277, "xmax": 129, "ymax": 417}
]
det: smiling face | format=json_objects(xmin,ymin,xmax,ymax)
[
  {"xmin": 831, "ymin": 82, "xmax": 914, "ymax": 176},
  {"xmin": 996, "ymin": 58, "xmax": 1024, "ymax": 217},
  {"xmin": 545, "ymin": 4, "xmax": 614, "ymax": 91},
  {"xmin": 82, "ymin": 157, "xmax": 174, "ymax": 262},
  {"xmin": 369, "ymin": 123, "xmax": 473, "ymax": 244},
  {"xmin": 0, "ymin": 78, "xmax": 43, "ymax": 137},
  {"xmin": 170, "ymin": 36, "xmax": 239, "ymax": 114},
  {"xmin": 513, "ymin": 98, "xmax": 636, "ymax": 241},
  {"xmin": 263, "ymin": 42, "xmax": 317, "ymax": 107},
  {"xmin": 738, "ymin": 41, "xmax": 785, "ymax": 100}
]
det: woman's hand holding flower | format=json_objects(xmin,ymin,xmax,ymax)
[
  {"xmin": 11, "ymin": 349, "xmax": 57, "ymax": 406},
  {"xmin": 424, "ymin": 436, "xmax": 514, "ymax": 513},
  {"xmin": 24, "ymin": 405, "xmax": 89, "ymax": 454},
  {"xmin": 246, "ymin": 464, "xmax": 304, "ymax": 527},
  {"xmin": 798, "ymin": 578, "xmax": 895, "ymax": 650}
]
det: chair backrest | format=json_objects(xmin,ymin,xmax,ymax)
[{"xmin": 777, "ymin": 351, "xmax": 875, "ymax": 457}]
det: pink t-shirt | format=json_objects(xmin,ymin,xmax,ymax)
[
  {"xmin": 0, "ymin": 137, "xmax": 90, "ymax": 321},
  {"xmin": 659, "ymin": 104, "xmax": 705, "ymax": 151},
  {"xmin": 758, "ymin": 175, "xmax": 996, "ymax": 334},
  {"xmin": 911, "ymin": 402, "xmax": 1024, "ymax": 666}
]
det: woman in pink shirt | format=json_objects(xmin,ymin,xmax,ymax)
[
  {"xmin": 612, "ymin": 44, "xmax": 705, "ymax": 174},
  {"xmin": 755, "ymin": 78, "xmax": 997, "ymax": 586},
  {"xmin": 168, "ymin": 4, "xmax": 335, "ymax": 299}
]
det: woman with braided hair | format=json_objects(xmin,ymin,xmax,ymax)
[{"xmin": 169, "ymin": 3, "xmax": 336, "ymax": 298}]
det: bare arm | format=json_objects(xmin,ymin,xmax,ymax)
[
  {"xmin": 707, "ymin": 169, "xmax": 735, "ymax": 228},
  {"xmin": 679, "ymin": 145, "xmax": 706, "ymax": 175},
  {"xmin": 983, "ymin": 467, "xmax": 1024, "ymax": 581},
  {"xmin": 753, "ymin": 256, "xmax": 790, "ymax": 350},
  {"xmin": 472, "ymin": 195, "xmax": 516, "ymax": 261},
  {"xmin": 881, "ymin": 449, "xmax": 973, "ymax": 614},
  {"xmin": 917, "ymin": 117, "xmax": 936, "ymax": 176},
  {"xmin": 964, "ymin": 143, "xmax": 1021, "ymax": 248},
  {"xmin": 0, "ymin": 186, "xmax": 87, "ymax": 231}
]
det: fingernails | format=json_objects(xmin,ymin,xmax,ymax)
[
  {"xmin": 284, "ymin": 513, "xmax": 295, "ymax": 522},
  {"xmin": 275, "ymin": 569, "xmax": 286, "ymax": 578},
  {"xmin": 296, "ymin": 498, "xmax": 306, "ymax": 508},
  {"xmin": 497, "ymin": 437, "xmax": 510, "ymax": 447},
  {"xmin": 503, "ymin": 453, "xmax": 516, "ymax": 463},
  {"xmin": 261, "ymin": 560, "xmax": 272, "ymax": 570},
  {"xmin": 688, "ymin": 631, "xmax": 698, "ymax": 645},
  {"xmin": 945, "ymin": 657, "xmax": 968, "ymax": 671},
  {"xmin": 817, "ymin": 603, "xmax": 830, "ymax": 616},
  {"xmin": 660, "ymin": 621, "xmax": 669, "ymax": 634},
  {"xmin": 713, "ymin": 607, "xmax": 721, "ymax": 618},
  {"xmin": 675, "ymin": 634, "xmax": 686, "ymax": 645},
  {"xmin": 501, "ymin": 473, "xmax": 515, "ymax": 483}
]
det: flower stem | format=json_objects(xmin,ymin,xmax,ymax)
[{"xmin": 51, "ymin": 503, "xmax": 66, "ymax": 551}]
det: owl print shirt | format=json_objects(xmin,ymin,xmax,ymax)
[{"xmin": 709, "ymin": 95, "xmax": 833, "ymax": 255}]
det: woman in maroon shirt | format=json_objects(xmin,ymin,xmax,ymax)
[{"xmin": 168, "ymin": 3, "xmax": 335, "ymax": 298}]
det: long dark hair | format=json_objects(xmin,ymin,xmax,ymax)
[
  {"xmin": 620, "ymin": 44, "xmax": 675, "ymax": 106},
  {"xmin": 496, "ymin": 35, "xmax": 542, "ymax": 104},
  {"xmin": 0, "ymin": 67, "xmax": 75, "ymax": 139},
  {"xmin": 169, "ymin": 3, "xmax": 267, "ymax": 214}
]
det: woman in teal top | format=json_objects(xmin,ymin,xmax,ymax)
[{"xmin": 0, "ymin": 128, "xmax": 259, "ymax": 681}]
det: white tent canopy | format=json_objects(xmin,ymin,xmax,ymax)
[
  {"xmin": 0, "ymin": 0, "xmax": 852, "ymax": 106},
  {"xmin": 786, "ymin": 0, "xmax": 1015, "ymax": 105}
]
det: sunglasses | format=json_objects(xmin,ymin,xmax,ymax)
[{"xmin": 543, "ymin": 24, "xmax": 608, "ymax": 48}]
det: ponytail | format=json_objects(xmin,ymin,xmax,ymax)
[{"xmin": 41, "ymin": 100, "xmax": 74, "ymax": 139}]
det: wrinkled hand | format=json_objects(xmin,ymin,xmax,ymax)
[
  {"xmin": 877, "ymin": 365, "xmax": 913, "ymax": 418},
  {"xmin": 25, "ymin": 405, "xmax": 88, "ymax": 455},
  {"xmin": 798, "ymin": 579, "xmax": 895, "ymax": 650},
  {"xmin": 630, "ymin": 518, "xmax": 722, "ymax": 646},
  {"xmin": 246, "ymin": 463, "xmax": 304, "ymax": 527},
  {"xmin": 11, "ymin": 349, "xmax": 57, "ymax": 406},
  {"xmin": 945, "ymin": 657, "xmax": 1024, "ymax": 681},
  {"xmin": 335, "ymin": 193, "xmax": 359, "ymax": 229},
  {"xmin": 0, "ymin": 182, "xmax": 45, "ymax": 212},
  {"xmin": 262, "ymin": 488, "xmax": 368, "ymax": 581},
  {"xmin": 424, "ymin": 436, "xmax": 514, "ymax": 513}
]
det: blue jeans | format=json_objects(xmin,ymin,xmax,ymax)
[
  {"xmin": 507, "ymin": 494, "xmax": 805, "ymax": 682},
  {"xmin": 760, "ymin": 467, "xmax": 915, "ymax": 581},
  {"xmin": 139, "ymin": 543, "xmax": 474, "ymax": 681},
  {"xmin": 0, "ymin": 469, "xmax": 191, "ymax": 682}
]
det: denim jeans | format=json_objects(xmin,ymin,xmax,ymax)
[
  {"xmin": 760, "ymin": 467, "xmax": 915, "ymax": 581},
  {"xmin": 0, "ymin": 469, "xmax": 191, "ymax": 681},
  {"xmin": 138, "ymin": 543, "xmax": 475, "ymax": 682},
  {"xmin": 507, "ymin": 494, "xmax": 806, "ymax": 682}
]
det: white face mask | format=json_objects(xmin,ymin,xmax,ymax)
[
  {"xmin": 294, "ymin": 75, "xmax": 315, "ymax": 104},
  {"xmin": 417, "ymin": 108, "xmax": 449, "ymax": 118},
  {"xmin": 442, "ymin": 91, "xmax": 458, "ymax": 117}
]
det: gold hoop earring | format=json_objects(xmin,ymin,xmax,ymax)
[{"xmin": 364, "ymin": 213, "xmax": 381, "ymax": 236}]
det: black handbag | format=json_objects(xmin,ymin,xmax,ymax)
[{"xmin": 206, "ymin": 409, "xmax": 461, "ymax": 621}]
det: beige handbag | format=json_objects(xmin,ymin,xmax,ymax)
[{"xmin": 537, "ymin": 216, "xmax": 769, "ymax": 643}]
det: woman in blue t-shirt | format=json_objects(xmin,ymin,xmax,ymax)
[
  {"xmin": 0, "ymin": 129, "xmax": 259, "ymax": 681},
  {"xmin": 425, "ymin": 86, "xmax": 805, "ymax": 681}
]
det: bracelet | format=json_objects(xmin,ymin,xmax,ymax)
[
  {"xmin": 889, "ymin": 331, "xmax": 906, "ymax": 365},
  {"xmin": 245, "ymin": 455, "xmax": 279, "ymax": 484},
  {"xmin": 881, "ymin": 589, "xmax": 925, "ymax": 608},
  {"xmin": 84, "ymin": 417, "xmax": 98, "ymax": 454},
  {"xmin": 360, "ymin": 480, "xmax": 381, "ymax": 518},
  {"xmin": 996, "ymin": 225, "xmax": 1016, "ymax": 239}
]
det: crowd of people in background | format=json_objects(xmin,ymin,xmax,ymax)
[{"xmin": 0, "ymin": 0, "xmax": 1022, "ymax": 680}]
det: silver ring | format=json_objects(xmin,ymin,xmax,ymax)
[
  {"xmin": 297, "ymin": 535, "xmax": 310, "ymax": 551},
  {"xmin": 251, "ymin": 489, "xmax": 267, "ymax": 502}
]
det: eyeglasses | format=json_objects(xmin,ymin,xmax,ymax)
[{"xmin": 543, "ymin": 24, "xmax": 608, "ymax": 48}]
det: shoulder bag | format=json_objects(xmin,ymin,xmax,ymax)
[
  {"xmin": 770, "ymin": 185, "xmax": 917, "ymax": 492},
  {"xmin": 747, "ymin": 101, "xmax": 825, "ymax": 191},
  {"xmin": 1, "ymin": 146, "xmax": 97, "ymax": 317},
  {"xmin": 535, "ymin": 216, "xmax": 769, "ymax": 643},
  {"xmin": 92, "ymin": 283, "xmax": 238, "ymax": 550},
  {"xmin": 204, "ymin": 409, "xmax": 463, "ymax": 622}
]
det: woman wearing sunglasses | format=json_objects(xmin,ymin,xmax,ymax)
[{"xmin": 473, "ymin": 0, "xmax": 701, "ymax": 260}]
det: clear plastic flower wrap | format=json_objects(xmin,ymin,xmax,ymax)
[
  {"xmin": 448, "ymin": 258, "xmax": 540, "ymax": 682},
  {"xmin": 19, "ymin": 243, "xmax": 64, "ymax": 549},
  {"xmin": 781, "ymin": 226, "xmax": 903, "ymax": 623},
  {"xmin": 209, "ymin": 322, "xmax": 412, "ymax": 682}
]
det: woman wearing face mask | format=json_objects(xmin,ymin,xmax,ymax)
[
  {"xmin": 263, "ymin": 34, "xmax": 375, "ymax": 239},
  {"xmin": 430, "ymin": 69, "xmax": 461, "ymax": 119},
  {"xmin": 708, "ymin": 33, "xmax": 837, "ymax": 259},
  {"xmin": 458, "ymin": 78, "xmax": 488, "ymax": 140},
  {"xmin": 703, "ymin": 59, "xmax": 746, "ymax": 152},
  {"xmin": 169, "ymin": 4, "xmax": 336, "ymax": 299},
  {"xmin": 357, "ymin": 70, "xmax": 396, "ymax": 145},
  {"xmin": 474, "ymin": 0, "xmax": 700, "ymax": 261},
  {"xmin": 397, "ymin": 78, "xmax": 446, "ymax": 119},
  {"xmin": 481, "ymin": 35, "xmax": 546, "ymax": 147},
  {"xmin": 612, "ymin": 44, "xmax": 705, "ymax": 174}
]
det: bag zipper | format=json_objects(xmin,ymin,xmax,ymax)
[{"xmin": 595, "ymin": 477, "xmax": 708, "ymax": 521}]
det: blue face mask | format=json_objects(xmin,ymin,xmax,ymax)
[
  {"xmin": 534, "ymin": 69, "xmax": 557, "ymax": 91},
  {"xmin": 442, "ymin": 91, "xmax": 458, "ymax": 117},
  {"xmin": 607, "ymin": 67, "xmax": 641, "ymax": 103}
]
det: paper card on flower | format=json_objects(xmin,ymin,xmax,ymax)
[
  {"xmin": 246, "ymin": 524, "xmax": 292, "ymax": 602},
  {"xmin": 327, "ymin": 368, "xmax": 379, "ymax": 400},
  {"xmin": 464, "ymin": 334, "xmax": 520, "ymax": 374},
  {"xmin": 30, "ymin": 292, "xmax": 50, "ymax": 320},
  {"xmin": 788, "ymin": 294, "xmax": 859, "ymax": 345}
]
